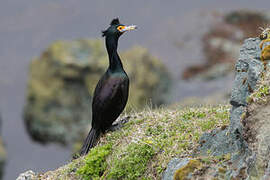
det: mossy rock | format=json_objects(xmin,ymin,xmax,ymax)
[
  {"xmin": 24, "ymin": 39, "xmax": 171, "ymax": 145},
  {"xmin": 19, "ymin": 105, "xmax": 230, "ymax": 179}
]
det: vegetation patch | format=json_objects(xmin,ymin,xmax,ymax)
[
  {"xmin": 247, "ymin": 83, "xmax": 270, "ymax": 104},
  {"xmin": 35, "ymin": 105, "xmax": 230, "ymax": 179},
  {"xmin": 76, "ymin": 144, "xmax": 112, "ymax": 179},
  {"xmin": 105, "ymin": 143, "xmax": 155, "ymax": 179},
  {"xmin": 247, "ymin": 71, "xmax": 270, "ymax": 104}
]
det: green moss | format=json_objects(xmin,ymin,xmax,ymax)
[
  {"xmin": 106, "ymin": 143, "xmax": 155, "ymax": 179},
  {"xmin": 173, "ymin": 159, "xmax": 202, "ymax": 180},
  {"xmin": 182, "ymin": 111, "xmax": 206, "ymax": 120},
  {"xmin": 76, "ymin": 144, "xmax": 112, "ymax": 179}
]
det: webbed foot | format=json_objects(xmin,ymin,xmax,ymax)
[{"xmin": 107, "ymin": 116, "xmax": 130, "ymax": 132}]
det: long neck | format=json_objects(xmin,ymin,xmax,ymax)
[{"xmin": 105, "ymin": 36, "xmax": 123, "ymax": 71}]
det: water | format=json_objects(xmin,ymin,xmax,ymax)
[{"xmin": 1, "ymin": 1, "xmax": 270, "ymax": 179}]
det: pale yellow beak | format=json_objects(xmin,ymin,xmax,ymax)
[{"xmin": 121, "ymin": 25, "xmax": 137, "ymax": 32}]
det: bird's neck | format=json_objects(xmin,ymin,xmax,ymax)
[{"xmin": 105, "ymin": 36, "xmax": 123, "ymax": 71}]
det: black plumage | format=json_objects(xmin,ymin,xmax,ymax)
[{"xmin": 80, "ymin": 18, "xmax": 136, "ymax": 156}]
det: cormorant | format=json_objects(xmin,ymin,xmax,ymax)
[{"xmin": 79, "ymin": 18, "xmax": 137, "ymax": 156}]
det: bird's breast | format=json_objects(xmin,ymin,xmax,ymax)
[{"xmin": 97, "ymin": 76, "xmax": 128, "ymax": 100}]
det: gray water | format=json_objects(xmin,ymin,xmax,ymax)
[{"xmin": 1, "ymin": 1, "xmax": 270, "ymax": 179}]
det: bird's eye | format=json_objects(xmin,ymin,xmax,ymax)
[{"xmin": 117, "ymin": 26, "xmax": 124, "ymax": 31}]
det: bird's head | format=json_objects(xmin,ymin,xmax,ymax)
[{"xmin": 102, "ymin": 18, "xmax": 137, "ymax": 38}]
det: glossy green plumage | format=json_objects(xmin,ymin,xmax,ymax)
[{"xmin": 80, "ymin": 19, "xmax": 130, "ymax": 156}]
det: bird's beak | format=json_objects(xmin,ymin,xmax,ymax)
[{"xmin": 121, "ymin": 25, "xmax": 137, "ymax": 32}]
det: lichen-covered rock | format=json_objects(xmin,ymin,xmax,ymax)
[
  {"xmin": 24, "ymin": 39, "xmax": 171, "ymax": 145},
  {"xmin": 197, "ymin": 38, "xmax": 262, "ymax": 155},
  {"xmin": 188, "ymin": 37, "xmax": 270, "ymax": 179},
  {"xmin": 162, "ymin": 158, "xmax": 189, "ymax": 180},
  {"xmin": 173, "ymin": 159, "xmax": 202, "ymax": 180},
  {"xmin": 163, "ymin": 156, "xmax": 237, "ymax": 180},
  {"xmin": 230, "ymin": 38, "xmax": 263, "ymax": 107}
]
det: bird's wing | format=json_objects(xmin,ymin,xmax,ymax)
[{"xmin": 92, "ymin": 76, "xmax": 128, "ymax": 120}]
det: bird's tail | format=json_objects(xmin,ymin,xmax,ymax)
[{"xmin": 79, "ymin": 128, "xmax": 101, "ymax": 156}]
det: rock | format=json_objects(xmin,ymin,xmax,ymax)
[
  {"xmin": 201, "ymin": 37, "xmax": 269, "ymax": 178},
  {"xmin": 24, "ymin": 39, "xmax": 171, "ymax": 145},
  {"xmin": 195, "ymin": 38, "xmax": 265, "ymax": 179},
  {"xmin": 172, "ymin": 159, "xmax": 202, "ymax": 180},
  {"xmin": 230, "ymin": 38, "xmax": 262, "ymax": 105},
  {"xmin": 197, "ymin": 38, "xmax": 263, "ymax": 156},
  {"xmin": 162, "ymin": 158, "xmax": 190, "ymax": 180},
  {"xmin": 16, "ymin": 170, "xmax": 36, "ymax": 180},
  {"xmin": 165, "ymin": 37, "xmax": 270, "ymax": 179}
]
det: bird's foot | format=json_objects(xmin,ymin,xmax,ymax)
[
  {"xmin": 107, "ymin": 123, "xmax": 122, "ymax": 132},
  {"xmin": 120, "ymin": 116, "xmax": 130, "ymax": 124},
  {"xmin": 107, "ymin": 116, "xmax": 130, "ymax": 132}
]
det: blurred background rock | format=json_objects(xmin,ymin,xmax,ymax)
[
  {"xmin": 0, "ymin": 115, "xmax": 6, "ymax": 180},
  {"xmin": 1, "ymin": 1, "xmax": 270, "ymax": 179},
  {"xmin": 182, "ymin": 10, "xmax": 270, "ymax": 80},
  {"xmin": 24, "ymin": 39, "xmax": 171, "ymax": 145}
]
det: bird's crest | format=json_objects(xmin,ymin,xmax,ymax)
[
  {"xmin": 102, "ymin": 18, "xmax": 121, "ymax": 37},
  {"xmin": 110, "ymin": 18, "xmax": 120, "ymax": 25}
]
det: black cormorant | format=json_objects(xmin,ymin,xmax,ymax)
[{"xmin": 79, "ymin": 18, "xmax": 137, "ymax": 156}]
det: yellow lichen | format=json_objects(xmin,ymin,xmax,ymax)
[
  {"xmin": 218, "ymin": 167, "xmax": 227, "ymax": 174},
  {"xmin": 223, "ymin": 153, "xmax": 231, "ymax": 161},
  {"xmin": 173, "ymin": 159, "xmax": 202, "ymax": 180},
  {"xmin": 261, "ymin": 45, "xmax": 270, "ymax": 61},
  {"xmin": 259, "ymin": 27, "xmax": 270, "ymax": 66}
]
